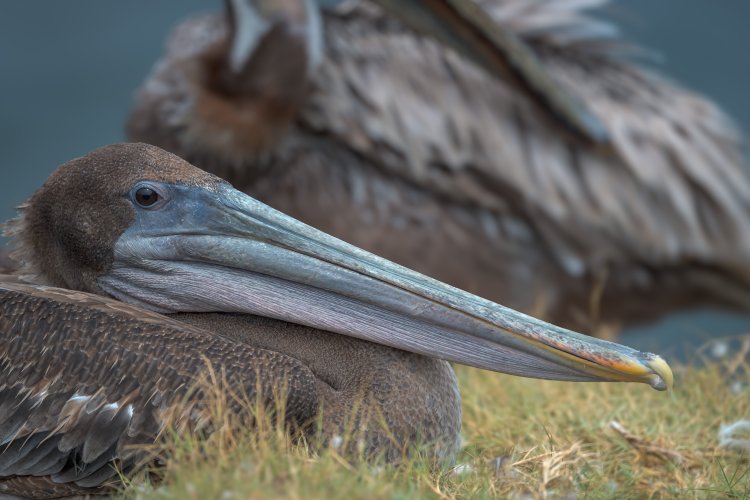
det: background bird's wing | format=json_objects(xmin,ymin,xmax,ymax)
[
  {"xmin": 301, "ymin": 0, "xmax": 750, "ymax": 278},
  {"xmin": 0, "ymin": 282, "xmax": 317, "ymax": 489},
  {"xmin": 370, "ymin": 0, "xmax": 610, "ymax": 144}
]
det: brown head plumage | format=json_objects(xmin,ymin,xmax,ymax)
[{"xmin": 5, "ymin": 143, "xmax": 223, "ymax": 291}]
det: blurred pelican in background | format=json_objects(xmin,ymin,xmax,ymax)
[{"xmin": 128, "ymin": 0, "xmax": 750, "ymax": 336}]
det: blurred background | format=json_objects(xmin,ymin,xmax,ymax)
[{"xmin": 1, "ymin": 0, "xmax": 748, "ymax": 357}]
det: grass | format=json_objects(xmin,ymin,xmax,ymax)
[{"xmin": 122, "ymin": 356, "xmax": 750, "ymax": 499}]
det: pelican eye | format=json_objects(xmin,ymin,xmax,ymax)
[{"xmin": 135, "ymin": 187, "xmax": 159, "ymax": 207}]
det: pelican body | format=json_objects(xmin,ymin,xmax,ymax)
[
  {"xmin": 1, "ymin": 143, "xmax": 671, "ymax": 497},
  {"xmin": 0, "ymin": 282, "xmax": 458, "ymax": 497},
  {"xmin": 128, "ymin": 0, "xmax": 750, "ymax": 334}
]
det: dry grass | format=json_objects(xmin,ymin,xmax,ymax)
[{"xmin": 122, "ymin": 357, "xmax": 750, "ymax": 499}]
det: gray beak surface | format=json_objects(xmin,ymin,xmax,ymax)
[{"xmin": 101, "ymin": 183, "xmax": 672, "ymax": 391}]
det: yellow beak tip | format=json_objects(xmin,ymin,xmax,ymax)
[{"xmin": 645, "ymin": 356, "xmax": 674, "ymax": 391}]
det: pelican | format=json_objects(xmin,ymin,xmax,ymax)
[
  {"xmin": 128, "ymin": 0, "xmax": 750, "ymax": 334},
  {"xmin": 0, "ymin": 143, "xmax": 671, "ymax": 497}
]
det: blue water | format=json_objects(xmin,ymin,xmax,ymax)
[{"xmin": 1, "ymin": 1, "xmax": 748, "ymax": 358}]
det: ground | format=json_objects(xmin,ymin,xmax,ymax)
[{"xmin": 124, "ymin": 353, "xmax": 750, "ymax": 499}]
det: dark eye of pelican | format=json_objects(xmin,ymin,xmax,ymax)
[{"xmin": 135, "ymin": 187, "xmax": 159, "ymax": 207}]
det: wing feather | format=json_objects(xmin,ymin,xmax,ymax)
[
  {"xmin": 0, "ymin": 282, "xmax": 319, "ymax": 491},
  {"xmin": 302, "ymin": 0, "xmax": 750, "ymax": 275}
]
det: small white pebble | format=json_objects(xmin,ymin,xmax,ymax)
[
  {"xmin": 710, "ymin": 341, "xmax": 729, "ymax": 358},
  {"xmin": 720, "ymin": 420, "xmax": 750, "ymax": 439},
  {"xmin": 369, "ymin": 465, "xmax": 384, "ymax": 477},
  {"xmin": 331, "ymin": 435, "xmax": 343, "ymax": 449},
  {"xmin": 719, "ymin": 420, "xmax": 750, "ymax": 452},
  {"xmin": 451, "ymin": 463, "xmax": 474, "ymax": 476},
  {"xmin": 720, "ymin": 438, "xmax": 750, "ymax": 452}
]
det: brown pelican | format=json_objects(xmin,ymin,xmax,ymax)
[
  {"xmin": 127, "ymin": 0, "xmax": 750, "ymax": 334},
  {"xmin": 1, "ymin": 143, "xmax": 671, "ymax": 497}
]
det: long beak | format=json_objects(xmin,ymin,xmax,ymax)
[
  {"xmin": 371, "ymin": 0, "xmax": 609, "ymax": 146},
  {"xmin": 101, "ymin": 184, "xmax": 672, "ymax": 391}
]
